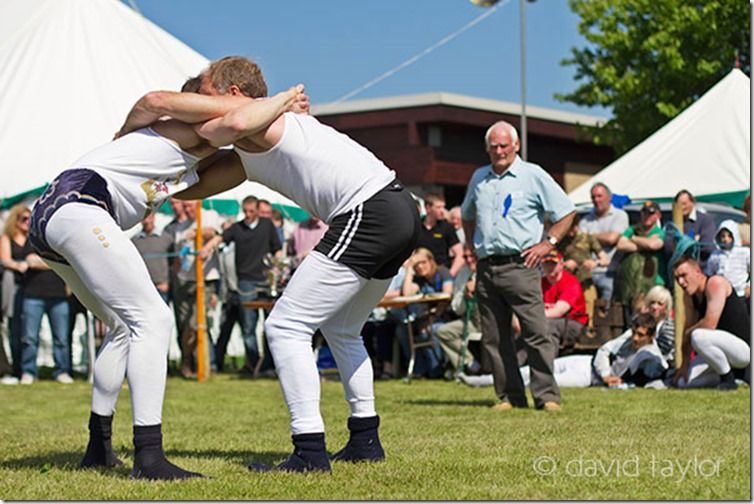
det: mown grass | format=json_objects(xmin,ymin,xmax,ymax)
[{"xmin": 0, "ymin": 375, "xmax": 749, "ymax": 500}]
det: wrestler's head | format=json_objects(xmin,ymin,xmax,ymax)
[
  {"xmin": 198, "ymin": 56, "xmax": 268, "ymax": 98},
  {"xmin": 673, "ymin": 256, "xmax": 705, "ymax": 296},
  {"xmin": 181, "ymin": 75, "xmax": 203, "ymax": 93}
]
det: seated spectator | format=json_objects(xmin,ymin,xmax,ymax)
[
  {"xmin": 362, "ymin": 264, "xmax": 406, "ymax": 379},
  {"xmin": 579, "ymin": 182, "xmax": 629, "ymax": 302},
  {"xmin": 643, "ymin": 285, "xmax": 676, "ymax": 366},
  {"xmin": 672, "ymin": 257, "xmax": 750, "ymax": 390},
  {"xmin": 705, "ymin": 220, "xmax": 750, "ymax": 300},
  {"xmin": 664, "ymin": 190, "xmax": 717, "ymax": 267},
  {"xmin": 541, "ymin": 250, "xmax": 588, "ymax": 352},
  {"xmin": 560, "ymin": 214, "xmax": 609, "ymax": 287},
  {"xmin": 592, "ymin": 312, "xmax": 668, "ymax": 387},
  {"xmin": 461, "ymin": 313, "xmax": 666, "ymax": 389},
  {"xmin": 397, "ymin": 248, "xmax": 453, "ymax": 378},
  {"xmin": 616, "ymin": 200, "xmax": 666, "ymax": 319},
  {"xmin": 435, "ymin": 248, "xmax": 481, "ymax": 375},
  {"xmin": 131, "ymin": 213, "xmax": 173, "ymax": 303}
]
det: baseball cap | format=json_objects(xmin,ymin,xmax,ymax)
[
  {"xmin": 542, "ymin": 250, "xmax": 563, "ymax": 263},
  {"xmin": 640, "ymin": 201, "xmax": 660, "ymax": 214}
]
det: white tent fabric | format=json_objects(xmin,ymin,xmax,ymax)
[
  {"xmin": 569, "ymin": 69, "xmax": 751, "ymax": 205},
  {"xmin": 0, "ymin": 0, "xmax": 205, "ymax": 198},
  {"xmin": 0, "ymin": 0, "xmax": 297, "ymax": 215}
]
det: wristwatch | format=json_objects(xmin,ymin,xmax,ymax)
[{"xmin": 546, "ymin": 235, "xmax": 558, "ymax": 247}]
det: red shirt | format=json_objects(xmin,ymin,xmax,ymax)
[{"xmin": 541, "ymin": 269, "xmax": 588, "ymax": 325}]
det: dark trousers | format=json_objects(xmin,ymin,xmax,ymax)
[
  {"xmin": 215, "ymin": 293, "xmax": 240, "ymax": 372},
  {"xmin": 477, "ymin": 259, "xmax": 560, "ymax": 408}
]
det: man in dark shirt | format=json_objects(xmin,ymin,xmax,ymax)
[
  {"xmin": 204, "ymin": 195, "xmax": 282, "ymax": 373},
  {"xmin": 417, "ymin": 193, "xmax": 463, "ymax": 277},
  {"xmin": 673, "ymin": 256, "xmax": 750, "ymax": 390}
]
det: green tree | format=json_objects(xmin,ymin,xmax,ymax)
[{"xmin": 558, "ymin": 0, "xmax": 750, "ymax": 154}]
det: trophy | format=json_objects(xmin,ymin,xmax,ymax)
[{"xmin": 262, "ymin": 254, "xmax": 292, "ymax": 298}]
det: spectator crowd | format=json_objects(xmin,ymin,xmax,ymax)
[{"xmin": 0, "ymin": 122, "xmax": 749, "ymax": 404}]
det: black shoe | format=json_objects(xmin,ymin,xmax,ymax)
[
  {"xmin": 131, "ymin": 424, "xmax": 203, "ymax": 480},
  {"xmin": 331, "ymin": 416, "xmax": 385, "ymax": 463},
  {"xmin": 718, "ymin": 371, "xmax": 738, "ymax": 391},
  {"xmin": 248, "ymin": 433, "xmax": 331, "ymax": 473},
  {"xmin": 80, "ymin": 412, "xmax": 123, "ymax": 468}
]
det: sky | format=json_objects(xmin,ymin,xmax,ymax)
[{"xmin": 127, "ymin": 0, "xmax": 607, "ymax": 118}]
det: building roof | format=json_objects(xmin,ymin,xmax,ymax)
[{"xmin": 312, "ymin": 92, "xmax": 607, "ymax": 127}]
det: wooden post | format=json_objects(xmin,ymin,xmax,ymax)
[
  {"xmin": 672, "ymin": 200, "xmax": 686, "ymax": 368},
  {"xmin": 195, "ymin": 201, "xmax": 210, "ymax": 381}
]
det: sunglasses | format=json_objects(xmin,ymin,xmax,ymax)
[{"xmin": 18, "ymin": 215, "xmax": 30, "ymax": 223}]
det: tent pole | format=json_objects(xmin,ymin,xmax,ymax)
[
  {"xmin": 195, "ymin": 201, "xmax": 210, "ymax": 381},
  {"xmin": 672, "ymin": 201, "xmax": 686, "ymax": 369}
]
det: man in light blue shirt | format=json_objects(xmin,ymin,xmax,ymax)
[{"xmin": 461, "ymin": 120, "xmax": 575, "ymax": 411}]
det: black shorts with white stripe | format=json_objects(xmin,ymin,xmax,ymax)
[{"xmin": 315, "ymin": 180, "xmax": 420, "ymax": 279}]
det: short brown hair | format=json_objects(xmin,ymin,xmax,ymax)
[
  {"xmin": 242, "ymin": 195, "xmax": 259, "ymax": 207},
  {"xmin": 632, "ymin": 312, "xmax": 657, "ymax": 336},
  {"xmin": 423, "ymin": 193, "xmax": 445, "ymax": 206},
  {"xmin": 181, "ymin": 75, "xmax": 202, "ymax": 93},
  {"xmin": 673, "ymin": 255, "xmax": 701, "ymax": 272},
  {"xmin": 205, "ymin": 56, "xmax": 268, "ymax": 98}
]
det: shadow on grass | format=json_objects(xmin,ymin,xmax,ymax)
[
  {"xmin": 0, "ymin": 449, "xmax": 290, "ymax": 474},
  {"xmin": 0, "ymin": 450, "xmax": 128, "ymax": 478},
  {"xmin": 165, "ymin": 448, "xmax": 290, "ymax": 466},
  {"xmin": 397, "ymin": 398, "xmax": 495, "ymax": 407}
]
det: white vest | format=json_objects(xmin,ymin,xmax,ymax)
[
  {"xmin": 71, "ymin": 128, "xmax": 201, "ymax": 229},
  {"xmin": 234, "ymin": 113, "xmax": 395, "ymax": 223}
]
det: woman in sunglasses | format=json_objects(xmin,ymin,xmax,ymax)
[{"xmin": 0, "ymin": 204, "xmax": 33, "ymax": 384}]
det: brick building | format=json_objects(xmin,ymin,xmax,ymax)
[{"xmin": 313, "ymin": 92, "xmax": 614, "ymax": 206}]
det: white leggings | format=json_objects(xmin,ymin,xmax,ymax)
[
  {"xmin": 521, "ymin": 354, "xmax": 594, "ymax": 388},
  {"xmin": 45, "ymin": 203, "xmax": 173, "ymax": 426},
  {"xmin": 265, "ymin": 251, "xmax": 390, "ymax": 435},
  {"xmin": 691, "ymin": 328, "xmax": 750, "ymax": 375}
]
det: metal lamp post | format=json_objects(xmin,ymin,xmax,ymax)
[{"xmin": 471, "ymin": 0, "xmax": 535, "ymax": 160}]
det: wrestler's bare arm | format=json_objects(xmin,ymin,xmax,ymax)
[
  {"xmin": 150, "ymin": 119, "xmax": 218, "ymax": 158},
  {"xmin": 117, "ymin": 91, "xmax": 252, "ymax": 138},
  {"xmin": 196, "ymin": 85, "xmax": 306, "ymax": 148},
  {"xmin": 173, "ymin": 150, "xmax": 246, "ymax": 201}
]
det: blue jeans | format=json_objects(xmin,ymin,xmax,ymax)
[
  {"xmin": 10, "ymin": 289, "xmax": 24, "ymax": 376},
  {"xmin": 591, "ymin": 269, "xmax": 616, "ymax": 302},
  {"xmin": 393, "ymin": 306, "xmax": 443, "ymax": 378},
  {"xmin": 238, "ymin": 279, "xmax": 265, "ymax": 369},
  {"xmin": 21, "ymin": 296, "xmax": 71, "ymax": 377}
]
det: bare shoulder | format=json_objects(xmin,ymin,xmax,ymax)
[
  {"xmin": 151, "ymin": 119, "xmax": 213, "ymax": 157},
  {"xmin": 706, "ymin": 275, "xmax": 732, "ymax": 298},
  {"xmin": 235, "ymin": 114, "xmax": 286, "ymax": 153}
]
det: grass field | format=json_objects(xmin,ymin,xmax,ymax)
[{"xmin": 0, "ymin": 375, "xmax": 750, "ymax": 500}]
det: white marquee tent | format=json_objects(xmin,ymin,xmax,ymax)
[
  {"xmin": 569, "ymin": 69, "xmax": 751, "ymax": 206},
  {"xmin": 0, "ymin": 0, "xmax": 295, "ymax": 369},
  {"xmin": 0, "ymin": 0, "xmax": 298, "ymax": 218}
]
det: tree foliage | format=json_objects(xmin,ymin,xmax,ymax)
[{"xmin": 558, "ymin": 0, "xmax": 750, "ymax": 154}]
